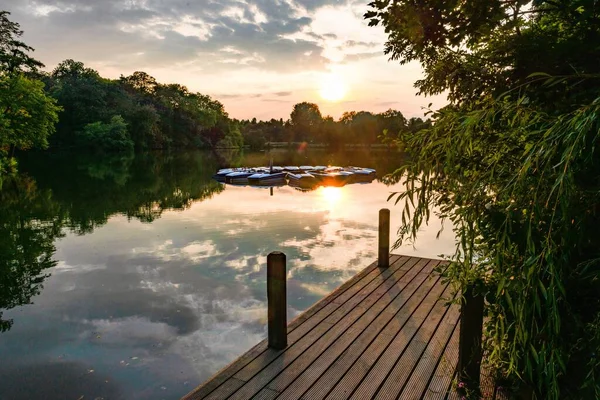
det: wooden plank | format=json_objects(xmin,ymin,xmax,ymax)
[
  {"xmin": 345, "ymin": 281, "xmax": 451, "ymax": 400},
  {"xmin": 352, "ymin": 260, "xmax": 439, "ymax": 332},
  {"xmin": 251, "ymin": 388, "xmax": 280, "ymax": 400},
  {"xmin": 270, "ymin": 258, "xmax": 433, "ymax": 398},
  {"xmin": 277, "ymin": 259, "xmax": 436, "ymax": 400},
  {"xmin": 232, "ymin": 257, "xmax": 413, "ymax": 384},
  {"xmin": 287, "ymin": 255, "xmax": 401, "ymax": 331},
  {"xmin": 397, "ymin": 301, "xmax": 460, "ymax": 399},
  {"xmin": 182, "ymin": 256, "xmax": 476, "ymax": 400},
  {"xmin": 202, "ymin": 378, "xmax": 246, "ymax": 400},
  {"xmin": 422, "ymin": 320, "xmax": 460, "ymax": 400},
  {"xmin": 365, "ymin": 284, "xmax": 456, "ymax": 400},
  {"xmin": 223, "ymin": 258, "xmax": 422, "ymax": 399},
  {"xmin": 319, "ymin": 271, "xmax": 446, "ymax": 400},
  {"xmin": 445, "ymin": 371, "xmax": 461, "ymax": 400},
  {"xmin": 183, "ymin": 255, "xmax": 402, "ymax": 400},
  {"xmin": 183, "ymin": 256, "xmax": 401, "ymax": 400}
]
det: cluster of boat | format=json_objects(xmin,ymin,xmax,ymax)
[{"xmin": 212, "ymin": 165, "xmax": 376, "ymax": 189}]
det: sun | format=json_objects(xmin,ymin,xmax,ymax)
[{"xmin": 319, "ymin": 74, "xmax": 347, "ymax": 102}]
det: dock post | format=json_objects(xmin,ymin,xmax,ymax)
[
  {"xmin": 267, "ymin": 251, "xmax": 287, "ymax": 349},
  {"xmin": 378, "ymin": 208, "xmax": 390, "ymax": 268},
  {"xmin": 457, "ymin": 285, "xmax": 484, "ymax": 389}
]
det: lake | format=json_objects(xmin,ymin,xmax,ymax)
[{"xmin": 0, "ymin": 149, "xmax": 455, "ymax": 400}]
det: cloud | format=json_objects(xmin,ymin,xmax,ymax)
[
  {"xmin": 273, "ymin": 91, "xmax": 292, "ymax": 96},
  {"xmin": 344, "ymin": 40, "xmax": 378, "ymax": 47},
  {"xmin": 341, "ymin": 50, "xmax": 383, "ymax": 63},
  {"xmin": 4, "ymin": 0, "xmax": 343, "ymax": 72},
  {"xmin": 261, "ymin": 98, "xmax": 291, "ymax": 103}
]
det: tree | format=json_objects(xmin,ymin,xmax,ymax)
[
  {"xmin": 119, "ymin": 71, "xmax": 157, "ymax": 95},
  {"xmin": 0, "ymin": 75, "xmax": 60, "ymax": 153},
  {"xmin": 79, "ymin": 115, "xmax": 133, "ymax": 153},
  {"xmin": 0, "ymin": 11, "xmax": 44, "ymax": 74},
  {"xmin": 0, "ymin": 12, "xmax": 59, "ymax": 179},
  {"xmin": 289, "ymin": 102, "xmax": 323, "ymax": 142},
  {"xmin": 367, "ymin": 1, "xmax": 600, "ymax": 398},
  {"xmin": 49, "ymin": 60, "xmax": 110, "ymax": 145},
  {"xmin": 378, "ymin": 109, "xmax": 407, "ymax": 135}
]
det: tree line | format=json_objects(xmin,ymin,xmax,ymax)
[
  {"xmin": 238, "ymin": 103, "xmax": 430, "ymax": 149},
  {"xmin": 0, "ymin": 10, "xmax": 430, "ymax": 183}
]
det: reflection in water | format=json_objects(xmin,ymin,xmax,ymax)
[
  {"xmin": 319, "ymin": 186, "xmax": 343, "ymax": 208},
  {"xmin": 0, "ymin": 149, "xmax": 454, "ymax": 400},
  {"xmin": 0, "ymin": 176, "xmax": 61, "ymax": 332}
]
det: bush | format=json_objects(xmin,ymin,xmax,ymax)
[{"xmin": 79, "ymin": 115, "xmax": 134, "ymax": 153}]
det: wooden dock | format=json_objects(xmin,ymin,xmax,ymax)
[{"xmin": 184, "ymin": 254, "xmax": 478, "ymax": 400}]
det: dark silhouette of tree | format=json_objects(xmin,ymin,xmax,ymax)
[
  {"xmin": 0, "ymin": 11, "xmax": 44, "ymax": 74},
  {"xmin": 0, "ymin": 176, "xmax": 63, "ymax": 332},
  {"xmin": 289, "ymin": 102, "xmax": 323, "ymax": 142}
]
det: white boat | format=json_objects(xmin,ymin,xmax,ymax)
[
  {"xmin": 213, "ymin": 165, "xmax": 376, "ymax": 187},
  {"xmin": 311, "ymin": 167, "xmax": 354, "ymax": 187},
  {"xmin": 225, "ymin": 170, "xmax": 258, "ymax": 184},
  {"xmin": 287, "ymin": 172, "xmax": 318, "ymax": 188},
  {"xmin": 248, "ymin": 172, "xmax": 288, "ymax": 186},
  {"xmin": 345, "ymin": 167, "xmax": 376, "ymax": 182}
]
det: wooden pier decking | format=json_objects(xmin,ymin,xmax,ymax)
[{"xmin": 183, "ymin": 254, "xmax": 487, "ymax": 400}]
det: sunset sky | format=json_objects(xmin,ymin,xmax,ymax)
[{"xmin": 4, "ymin": 0, "xmax": 446, "ymax": 120}]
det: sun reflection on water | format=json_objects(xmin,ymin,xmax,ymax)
[{"xmin": 319, "ymin": 186, "xmax": 343, "ymax": 208}]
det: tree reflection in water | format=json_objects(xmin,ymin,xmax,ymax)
[{"xmin": 0, "ymin": 151, "xmax": 224, "ymax": 332}]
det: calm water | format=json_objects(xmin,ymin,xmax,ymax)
[{"xmin": 0, "ymin": 149, "xmax": 454, "ymax": 400}]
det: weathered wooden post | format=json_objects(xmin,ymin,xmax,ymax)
[
  {"xmin": 378, "ymin": 208, "xmax": 390, "ymax": 268},
  {"xmin": 457, "ymin": 285, "xmax": 484, "ymax": 389},
  {"xmin": 267, "ymin": 251, "xmax": 287, "ymax": 349}
]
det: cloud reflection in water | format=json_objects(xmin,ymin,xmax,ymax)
[{"xmin": 0, "ymin": 179, "xmax": 455, "ymax": 399}]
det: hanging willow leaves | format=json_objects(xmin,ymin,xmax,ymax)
[{"xmin": 367, "ymin": 0, "xmax": 600, "ymax": 398}]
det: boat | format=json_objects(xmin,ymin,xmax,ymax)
[
  {"xmin": 213, "ymin": 168, "xmax": 237, "ymax": 182},
  {"xmin": 287, "ymin": 172, "xmax": 318, "ymax": 189},
  {"xmin": 212, "ymin": 164, "xmax": 376, "ymax": 188},
  {"xmin": 248, "ymin": 171, "xmax": 288, "ymax": 186},
  {"xmin": 225, "ymin": 170, "xmax": 258, "ymax": 184},
  {"xmin": 311, "ymin": 167, "xmax": 354, "ymax": 187},
  {"xmin": 345, "ymin": 167, "xmax": 376, "ymax": 182}
]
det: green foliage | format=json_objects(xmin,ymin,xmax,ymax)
[
  {"xmin": 0, "ymin": 74, "xmax": 60, "ymax": 178},
  {"xmin": 0, "ymin": 12, "xmax": 59, "ymax": 176},
  {"xmin": 368, "ymin": 0, "xmax": 600, "ymax": 397},
  {"xmin": 241, "ymin": 105, "xmax": 428, "ymax": 148},
  {"xmin": 0, "ymin": 74, "xmax": 60, "ymax": 150},
  {"xmin": 0, "ymin": 11, "xmax": 44, "ymax": 74},
  {"xmin": 43, "ymin": 62, "xmax": 241, "ymax": 151},
  {"xmin": 79, "ymin": 115, "xmax": 133, "ymax": 153}
]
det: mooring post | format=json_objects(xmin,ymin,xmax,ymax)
[
  {"xmin": 457, "ymin": 285, "xmax": 484, "ymax": 389},
  {"xmin": 267, "ymin": 251, "xmax": 287, "ymax": 349},
  {"xmin": 378, "ymin": 208, "xmax": 390, "ymax": 268}
]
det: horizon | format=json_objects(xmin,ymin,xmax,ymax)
[{"xmin": 4, "ymin": 0, "xmax": 446, "ymax": 120}]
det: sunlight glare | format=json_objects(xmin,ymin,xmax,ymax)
[
  {"xmin": 320, "ymin": 186, "xmax": 343, "ymax": 207},
  {"xmin": 319, "ymin": 74, "xmax": 347, "ymax": 102}
]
